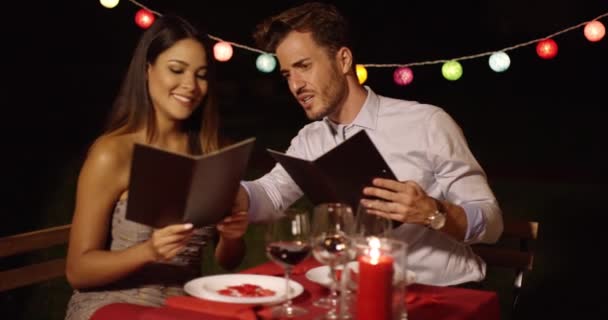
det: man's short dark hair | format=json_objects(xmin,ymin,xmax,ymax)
[{"xmin": 253, "ymin": 2, "xmax": 352, "ymax": 57}]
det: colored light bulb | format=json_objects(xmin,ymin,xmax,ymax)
[
  {"xmin": 536, "ymin": 39, "xmax": 558, "ymax": 59},
  {"xmin": 100, "ymin": 0, "xmax": 119, "ymax": 9},
  {"xmin": 134, "ymin": 9, "xmax": 155, "ymax": 29},
  {"xmin": 356, "ymin": 65, "xmax": 368, "ymax": 84},
  {"xmin": 213, "ymin": 42, "xmax": 233, "ymax": 62},
  {"xmin": 488, "ymin": 51, "xmax": 511, "ymax": 72},
  {"xmin": 441, "ymin": 60, "xmax": 463, "ymax": 81},
  {"xmin": 584, "ymin": 20, "xmax": 606, "ymax": 42},
  {"xmin": 256, "ymin": 54, "xmax": 276, "ymax": 73},
  {"xmin": 393, "ymin": 67, "xmax": 414, "ymax": 86}
]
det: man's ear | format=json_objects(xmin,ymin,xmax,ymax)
[{"xmin": 336, "ymin": 47, "xmax": 353, "ymax": 74}]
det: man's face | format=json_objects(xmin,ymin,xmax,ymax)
[{"xmin": 276, "ymin": 31, "xmax": 348, "ymax": 120}]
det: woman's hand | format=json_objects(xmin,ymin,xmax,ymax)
[
  {"xmin": 215, "ymin": 212, "xmax": 248, "ymax": 270},
  {"xmin": 217, "ymin": 211, "xmax": 248, "ymax": 240},
  {"xmin": 147, "ymin": 223, "xmax": 194, "ymax": 262}
]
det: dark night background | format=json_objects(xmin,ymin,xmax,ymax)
[{"xmin": 1, "ymin": 0, "xmax": 607, "ymax": 319}]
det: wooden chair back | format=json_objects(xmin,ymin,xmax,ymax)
[
  {"xmin": 472, "ymin": 217, "xmax": 539, "ymax": 313},
  {"xmin": 0, "ymin": 224, "xmax": 71, "ymax": 291}
]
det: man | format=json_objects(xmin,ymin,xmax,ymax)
[{"xmin": 235, "ymin": 2, "xmax": 503, "ymax": 286}]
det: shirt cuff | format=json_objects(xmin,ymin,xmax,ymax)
[
  {"xmin": 240, "ymin": 181, "xmax": 280, "ymax": 222},
  {"xmin": 240, "ymin": 181, "xmax": 252, "ymax": 205},
  {"xmin": 461, "ymin": 203, "xmax": 486, "ymax": 241}
]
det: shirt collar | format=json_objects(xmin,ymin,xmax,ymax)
[{"xmin": 323, "ymin": 86, "xmax": 379, "ymax": 132}]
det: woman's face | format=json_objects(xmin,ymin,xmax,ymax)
[{"xmin": 147, "ymin": 38, "xmax": 209, "ymax": 123}]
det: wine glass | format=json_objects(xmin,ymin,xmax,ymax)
[
  {"xmin": 265, "ymin": 208, "xmax": 312, "ymax": 318},
  {"xmin": 354, "ymin": 203, "xmax": 393, "ymax": 238},
  {"xmin": 311, "ymin": 202, "xmax": 355, "ymax": 319}
]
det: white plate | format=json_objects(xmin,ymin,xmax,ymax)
[
  {"xmin": 305, "ymin": 262, "xmax": 417, "ymax": 289},
  {"xmin": 184, "ymin": 274, "xmax": 304, "ymax": 305}
]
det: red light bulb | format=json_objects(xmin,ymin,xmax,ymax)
[
  {"xmin": 135, "ymin": 9, "xmax": 155, "ymax": 29},
  {"xmin": 536, "ymin": 39, "xmax": 558, "ymax": 60}
]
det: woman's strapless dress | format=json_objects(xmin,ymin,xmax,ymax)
[{"xmin": 64, "ymin": 200, "xmax": 216, "ymax": 320}]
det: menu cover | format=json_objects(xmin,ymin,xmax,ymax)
[
  {"xmin": 126, "ymin": 137, "xmax": 255, "ymax": 228},
  {"xmin": 267, "ymin": 130, "xmax": 396, "ymax": 210}
]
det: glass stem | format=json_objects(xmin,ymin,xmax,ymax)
[
  {"xmin": 328, "ymin": 263, "xmax": 340, "ymax": 318},
  {"xmin": 284, "ymin": 266, "xmax": 293, "ymax": 311},
  {"xmin": 329, "ymin": 263, "xmax": 340, "ymax": 303}
]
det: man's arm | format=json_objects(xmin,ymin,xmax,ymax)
[
  {"xmin": 361, "ymin": 109, "xmax": 502, "ymax": 243},
  {"xmin": 237, "ymin": 163, "xmax": 305, "ymax": 222},
  {"xmin": 427, "ymin": 109, "xmax": 503, "ymax": 243},
  {"xmin": 361, "ymin": 179, "xmax": 469, "ymax": 241}
]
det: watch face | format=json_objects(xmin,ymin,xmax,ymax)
[{"xmin": 431, "ymin": 212, "xmax": 446, "ymax": 230}]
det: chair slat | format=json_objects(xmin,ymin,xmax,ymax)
[
  {"xmin": 472, "ymin": 246, "xmax": 534, "ymax": 270},
  {"xmin": 0, "ymin": 225, "xmax": 71, "ymax": 258},
  {"xmin": 0, "ymin": 259, "xmax": 67, "ymax": 291},
  {"xmin": 472, "ymin": 217, "xmax": 540, "ymax": 315},
  {"xmin": 501, "ymin": 218, "xmax": 538, "ymax": 241}
]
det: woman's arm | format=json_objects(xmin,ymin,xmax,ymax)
[
  {"xmin": 214, "ymin": 211, "xmax": 247, "ymax": 270},
  {"xmin": 65, "ymin": 139, "xmax": 193, "ymax": 289}
]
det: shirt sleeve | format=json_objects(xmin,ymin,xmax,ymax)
[
  {"xmin": 240, "ymin": 134, "xmax": 309, "ymax": 222},
  {"xmin": 426, "ymin": 109, "xmax": 503, "ymax": 244}
]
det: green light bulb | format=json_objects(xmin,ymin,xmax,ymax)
[{"xmin": 441, "ymin": 60, "xmax": 463, "ymax": 81}]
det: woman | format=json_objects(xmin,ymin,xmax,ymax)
[{"xmin": 64, "ymin": 15, "xmax": 247, "ymax": 319}]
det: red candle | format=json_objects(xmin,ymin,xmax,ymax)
[{"xmin": 356, "ymin": 242, "xmax": 394, "ymax": 320}]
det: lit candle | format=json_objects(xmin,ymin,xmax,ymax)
[{"xmin": 356, "ymin": 237, "xmax": 394, "ymax": 320}]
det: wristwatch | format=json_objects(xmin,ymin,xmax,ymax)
[{"xmin": 426, "ymin": 200, "xmax": 447, "ymax": 230}]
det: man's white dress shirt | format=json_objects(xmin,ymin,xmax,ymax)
[{"xmin": 243, "ymin": 87, "xmax": 503, "ymax": 286}]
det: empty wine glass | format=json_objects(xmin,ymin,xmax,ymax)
[
  {"xmin": 355, "ymin": 203, "xmax": 393, "ymax": 238},
  {"xmin": 265, "ymin": 208, "xmax": 312, "ymax": 318},
  {"xmin": 311, "ymin": 202, "xmax": 355, "ymax": 319}
]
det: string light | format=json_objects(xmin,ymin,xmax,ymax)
[
  {"xmin": 393, "ymin": 67, "xmax": 414, "ymax": 86},
  {"xmin": 356, "ymin": 65, "xmax": 368, "ymax": 84},
  {"xmin": 99, "ymin": 0, "xmax": 119, "ymax": 9},
  {"xmin": 213, "ymin": 41, "xmax": 234, "ymax": 62},
  {"xmin": 584, "ymin": 20, "xmax": 606, "ymax": 42},
  {"xmin": 488, "ymin": 51, "xmax": 511, "ymax": 72},
  {"xmin": 134, "ymin": 8, "xmax": 154, "ymax": 29},
  {"xmin": 360, "ymin": 12, "xmax": 608, "ymax": 68},
  {"xmin": 256, "ymin": 54, "xmax": 277, "ymax": 73},
  {"xmin": 117, "ymin": 1, "xmax": 607, "ymax": 83},
  {"xmin": 441, "ymin": 60, "xmax": 463, "ymax": 81},
  {"xmin": 536, "ymin": 39, "xmax": 559, "ymax": 59}
]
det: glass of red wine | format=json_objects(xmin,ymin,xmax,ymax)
[{"xmin": 265, "ymin": 208, "xmax": 312, "ymax": 318}]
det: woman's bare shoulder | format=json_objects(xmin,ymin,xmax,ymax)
[{"xmin": 84, "ymin": 134, "xmax": 137, "ymax": 173}]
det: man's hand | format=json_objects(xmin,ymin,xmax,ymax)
[{"xmin": 360, "ymin": 178, "xmax": 438, "ymax": 225}]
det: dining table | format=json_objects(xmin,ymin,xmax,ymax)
[{"xmin": 90, "ymin": 257, "xmax": 500, "ymax": 320}]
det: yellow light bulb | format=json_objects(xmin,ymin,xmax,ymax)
[{"xmin": 356, "ymin": 65, "xmax": 368, "ymax": 84}]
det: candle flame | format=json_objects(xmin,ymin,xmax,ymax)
[{"xmin": 369, "ymin": 237, "xmax": 381, "ymax": 264}]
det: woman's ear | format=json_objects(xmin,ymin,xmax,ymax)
[{"xmin": 336, "ymin": 47, "xmax": 353, "ymax": 74}]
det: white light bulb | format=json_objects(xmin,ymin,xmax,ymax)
[
  {"xmin": 256, "ymin": 54, "xmax": 276, "ymax": 73},
  {"xmin": 100, "ymin": 0, "xmax": 119, "ymax": 9},
  {"xmin": 488, "ymin": 52, "xmax": 511, "ymax": 73}
]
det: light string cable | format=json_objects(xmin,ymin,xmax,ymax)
[
  {"xmin": 127, "ymin": 0, "xmax": 607, "ymax": 65},
  {"xmin": 363, "ymin": 11, "xmax": 608, "ymax": 68},
  {"xmin": 127, "ymin": 0, "xmax": 267, "ymax": 54}
]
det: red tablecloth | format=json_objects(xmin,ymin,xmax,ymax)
[{"xmin": 92, "ymin": 257, "xmax": 500, "ymax": 320}]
